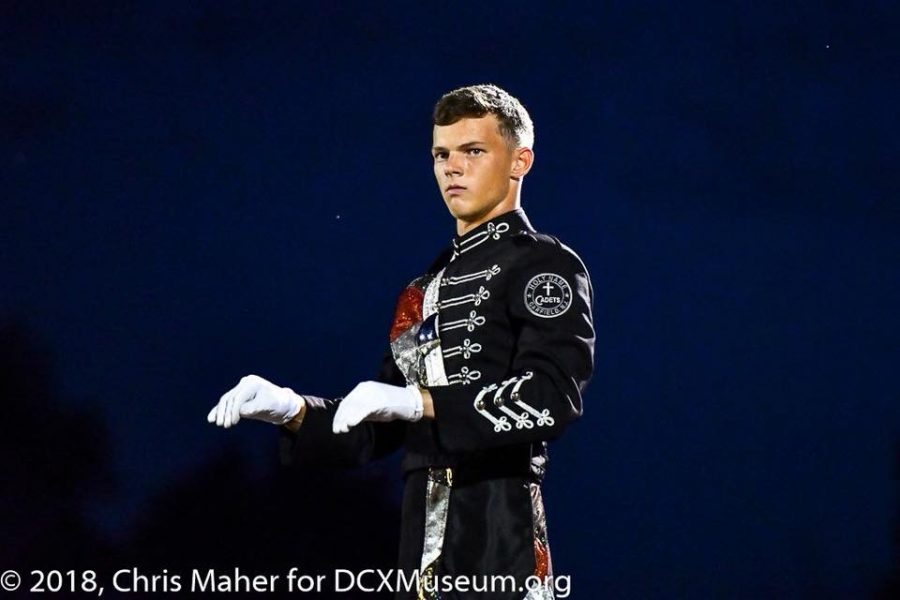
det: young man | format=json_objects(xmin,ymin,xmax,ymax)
[{"xmin": 208, "ymin": 84, "xmax": 594, "ymax": 599}]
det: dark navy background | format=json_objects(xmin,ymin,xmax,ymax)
[{"xmin": 2, "ymin": 2, "xmax": 898, "ymax": 597}]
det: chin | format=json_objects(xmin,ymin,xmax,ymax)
[
  {"xmin": 447, "ymin": 206, "xmax": 482, "ymax": 223},
  {"xmin": 445, "ymin": 200, "xmax": 466, "ymax": 214},
  {"xmin": 444, "ymin": 197, "xmax": 471, "ymax": 219}
]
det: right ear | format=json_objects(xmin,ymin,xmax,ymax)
[{"xmin": 510, "ymin": 146, "xmax": 534, "ymax": 181}]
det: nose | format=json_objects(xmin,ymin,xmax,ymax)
[{"xmin": 444, "ymin": 151, "xmax": 463, "ymax": 177}]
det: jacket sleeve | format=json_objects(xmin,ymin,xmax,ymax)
[
  {"xmin": 278, "ymin": 348, "xmax": 407, "ymax": 468},
  {"xmin": 425, "ymin": 240, "xmax": 595, "ymax": 454}
]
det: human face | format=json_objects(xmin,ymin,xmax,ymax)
[{"xmin": 432, "ymin": 115, "xmax": 519, "ymax": 233}]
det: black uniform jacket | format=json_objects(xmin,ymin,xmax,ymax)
[
  {"xmin": 278, "ymin": 208, "xmax": 594, "ymax": 599},
  {"xmin": 279, "ymin": 208, "xmax": 594, "ymax": 477}
]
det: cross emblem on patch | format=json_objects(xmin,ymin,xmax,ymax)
[{"xmin": 523, "ymin": 273, "xmax": 573, "ymax": 318}]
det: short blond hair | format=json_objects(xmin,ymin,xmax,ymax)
[{"xmin": 432, "ymin": 84, "xmax": 534, "ymax": 149}]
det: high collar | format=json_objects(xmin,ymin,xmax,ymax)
[{"xmin": 450, "ymin": 208, "xmax": 534, "ymax": 259}]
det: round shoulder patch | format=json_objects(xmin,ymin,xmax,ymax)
[{"xmin": 524, "ymin": 273, "xmax": 573, "ymax": 318}]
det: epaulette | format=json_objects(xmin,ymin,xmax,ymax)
[
  {"xmin": 512, "ymin": 231, "xmax": 589, "ymax": 277},
  {"xmin": 511, "ymin": 230, "xmax": 562, "ymax": 248}
]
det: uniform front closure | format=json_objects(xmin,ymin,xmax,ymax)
[{"xmin": 438, "ymin": 210, "xmax": 534, "ymax": 397}]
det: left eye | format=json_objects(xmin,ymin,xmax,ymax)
[{"xmin": 467, "ymin": 149, "xmax": 483, "ymax": 155}]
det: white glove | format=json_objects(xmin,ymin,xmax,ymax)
[
  {"xmin": 332, "ymin": 381, "xmax": 424, "ymax": 434},
  {"xmin": 207, "ymin": 374, "xmax": 304, "ymax": 428}
]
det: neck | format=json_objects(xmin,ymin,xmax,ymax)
[{"xmin": 455, "ymin": 186, "xmax": 522, "ymax": 236}]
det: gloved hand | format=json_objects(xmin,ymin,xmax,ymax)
[
  {"xmin": 332, "ymin": 381, "xmax": 424, "ymax": 434},
  {"xmin": 208, "ymin": 374, "xmax": 304, "ymax": 428}
]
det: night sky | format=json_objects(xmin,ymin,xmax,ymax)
[{"xmin": 3, "ymin": 2, "xmax": 899, "ymax": 597}]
